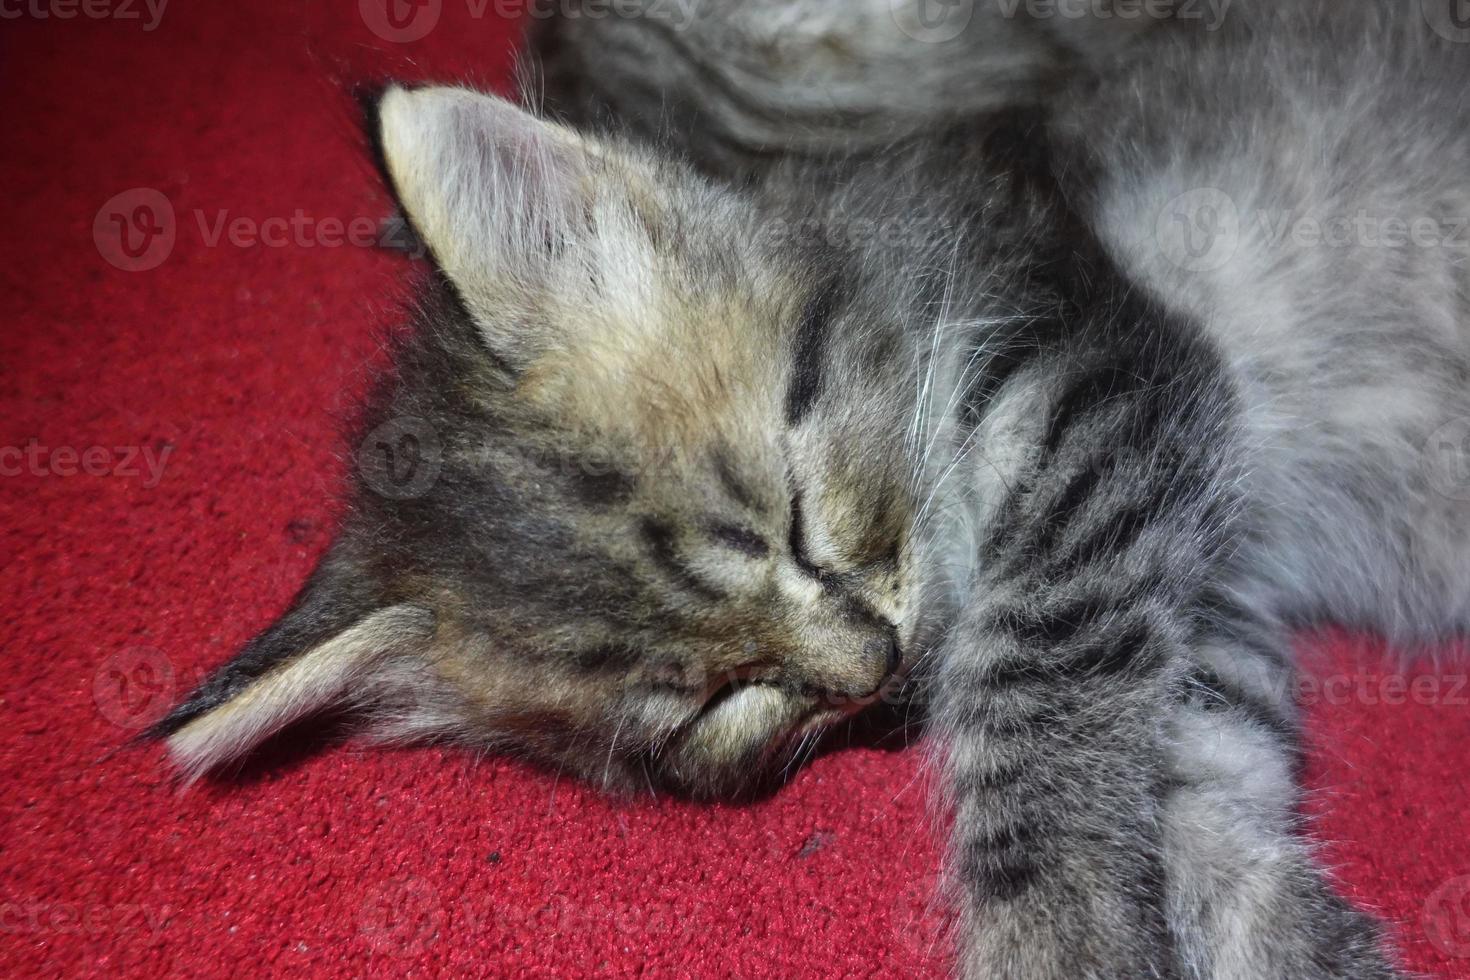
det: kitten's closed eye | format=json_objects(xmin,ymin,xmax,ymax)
[{"xmin": 786, "ymin": 491, "xmax": 830, "ymax": 581}]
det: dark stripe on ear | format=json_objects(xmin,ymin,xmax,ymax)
[
  {"xmin": 962, "ymin": 847, "xmax": 1043, "ymax": 902},
  {"xmin": 356, "ymin": 84, "xmax": 429, "ymax": 262},
  {"xmin": 142, "ymin": 543, "xmax": 379, "ymax": 739},
  {"xmin": 357, "ymin": 81, "xmax": 417, "ymax": 232},
  {"xmin": 355, "ymin": 81, "xmax": 394, "ymax": 186},
  {"xmin": 785, "ymin": 276, "xmax": 840, "ymax": 426}
]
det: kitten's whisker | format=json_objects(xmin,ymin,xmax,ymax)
[
  {"xmin": 915, "ymin": 424, "xmax": 984, "ymax": 531},
  {"xmin": 910, "ymin": 252, "xmax": 967, "ymax": 474},
  {"xmin": 601, "ymin": 713, "xmax": 626, "ymax": 790}
]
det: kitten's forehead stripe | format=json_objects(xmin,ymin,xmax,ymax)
[
  {"xmin": 711, "ymin": 447, "xmax": 763, "ymax": 515},
  {"xmin": 638, "ymin": 517, "xmax": 725, "ymax": 601},
  {"xmin": 784, "ymin": 275, "xmax": 840, "ymax": 426}
]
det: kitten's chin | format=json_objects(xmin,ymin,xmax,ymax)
[{"xmin": 647, "ymin": 684, "xmax": 846, "ymax": 800}]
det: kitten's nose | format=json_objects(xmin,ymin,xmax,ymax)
[
  {"xmin": 868, "ymin": 635, "xmax": 902, "ymax": 679},
  {"xmin": 848, "ymin": 635, "xmax": 901, "ymax": 701},
  {"xmin": 792, "ymin": 614, "xmax": 901, "ymax": 703}
]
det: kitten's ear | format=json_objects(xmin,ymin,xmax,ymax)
[
  {"xmin": 147, "ymin": 544, "xmax": 435, "ymax": 781},
  {"xmin": 372, "ymin": 84, "xmax": 649, "ymax": 363}
]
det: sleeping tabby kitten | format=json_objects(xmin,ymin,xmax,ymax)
[{"xmin": 153, "ymin": 0, "xmax": 1470, "ymax": 975}]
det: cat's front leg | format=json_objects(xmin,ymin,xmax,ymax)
[
  {"xmin": 930, "ymin": 314, "xmax": 1399, "ymax": 978},
  {"xmin": 937, "ymin": 563, "xmax": 1189, "ymax": 979},
  {"xmin": 937, "ymin": 584, "xmax": 1402, "ymax": 980},
  {"xmin": 930, "ymin": 319, "xmax": 1238, "ymax": 979}
]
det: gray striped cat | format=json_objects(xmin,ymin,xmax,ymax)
[{"xmin": 153, "ymin": 1, "xmax": 1470, "ymax": 975}]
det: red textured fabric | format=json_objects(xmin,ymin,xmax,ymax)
[{"xmin": 2, "ymin": 4, "xmax": 1468, "ymax": 977}]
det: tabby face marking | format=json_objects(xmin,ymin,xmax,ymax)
[{"xmin": 155, "ymin": 86, "xmax": 932, "ymax": 798}]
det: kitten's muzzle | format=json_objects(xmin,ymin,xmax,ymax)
[
  {"xmin": 852, "ymin": 635, "xmax": 902, "ymax": 697},
  {"xmin": 880, "ymin": 635, "xmax": 903, "ymax": 678},
  {"xmin": 650, "ymin": 633, "xmax": 903, "ymax": 799},
  {"xmin": 810, "ymin": 635, "xmax": 903, "ymax": 709}
]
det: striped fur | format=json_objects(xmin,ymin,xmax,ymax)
[
  {"xmin": 528, "ymin": 1, "xmax": 1454, "ymax": 976},
  {"xmin": 149, "ymin": 1, "xmax": 1470, "ymax": 975}
]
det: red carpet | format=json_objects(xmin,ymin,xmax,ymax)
[{"xmin": 2, "ymin": 3, "xmax": 1468, "ymax": 976}]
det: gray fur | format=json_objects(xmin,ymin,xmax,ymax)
[
  {"xmin": 153, "ymin": 1, "xmax": 1469, "ymax": 976},
  {"xmin": 533, "ymin": 1, "xmax": 1462, "ymax": 975}
]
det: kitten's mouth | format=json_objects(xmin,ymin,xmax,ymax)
[
  {"xmin": 647, "ymin": 684, "xmax": 818, "ymax": 798},
  {"xmin": 648, "ymin": 668, "xmax": 902, "ymax": 799},
  {"xmin": 692, "ymin": 641, "xmax": 907, "ymax": 720}
]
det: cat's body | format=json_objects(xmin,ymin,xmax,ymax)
[
  {"xmin": 152, "ymin": 1, "xmax": 1470, "ymax": 976},
  {"xmin": 548, "ymin": 0, "xmax": 1470, "ymax": 637}
]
